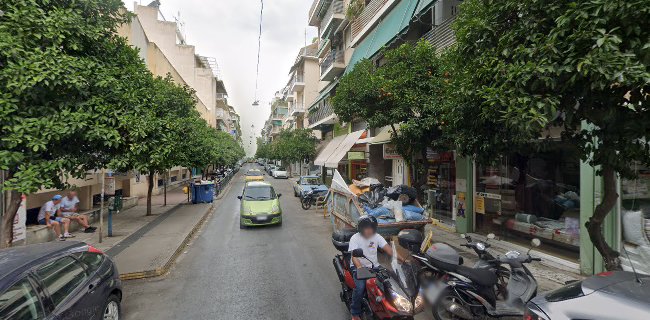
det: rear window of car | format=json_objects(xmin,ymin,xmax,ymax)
[
  {"xmin": 243, "ymin": 186, "xmax": 276, "ymax": 200},
  {"xmin": 545, "ymin": 280, "xmax": 584, "ymax": 302},
  {"xmin": 73, "ymin": 252, "xmax": 105, "ymax": 273},
  {"xmin": 37, "ymin": 256, "xmax": 88, "ymax": 307},
  {"xmin": 246, "ymin": 171, "xmax": 262, "ymax": 176}
]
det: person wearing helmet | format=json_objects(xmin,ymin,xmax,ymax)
[{"xmin": 348, "ymin": 215, "xmax": 398, "ymax": 320}]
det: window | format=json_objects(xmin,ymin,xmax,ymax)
[
  {"xmin": 37, "ymin": 256, "xmax": 87, "ymax": 308},
  {"xmin": 0, "ymin": 279, "xmax": 44, "ymax": 320},
  {"xmin": 243, "ymin": 186, "xmax": 276, "ymax": 200},
  {"xmin": 73, "ymin": 252, "xmax": 105, "ymax": 273}
]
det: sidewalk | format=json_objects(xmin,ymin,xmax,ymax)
[
  {"xmin": 426, "ymin": 223, "xmax": 583, "ymax": 292},
  {"xmin": 73, "ymin": 182, "xmax": 232, "ymax": 280}
]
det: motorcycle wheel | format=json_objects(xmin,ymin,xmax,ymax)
[
  {"xmin": 432, "ymin": 289, "xmax": 482, "ymax": 320},
  {"xmin": 301, "ymin": 198, "xmax": 312, "ymax": 210}
]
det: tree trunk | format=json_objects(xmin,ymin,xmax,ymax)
[
  {"xmin": 146, "ymin": 170, "xmax": 154, "ymax": 216},
  {"xmin": 585, "ymin": 166, "xmax": 621, "ymax": 271},
  {"xmin": 163, "ymin": 170, "xmax": 167, "ymax": 207},
  {"xmin": 0, "ymin": 190, "xmax": 22, "ymax": 249}
]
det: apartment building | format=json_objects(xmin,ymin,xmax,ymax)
[{"xmin": 285, "ymin": 43, "xmax": 320, "ymax": 130}]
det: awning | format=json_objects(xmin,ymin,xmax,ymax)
[
  {"xmin": 414, "ymin": 0, "xmax": 436, "ymax": 18},
  {"xmin": 314, "ymin": 134, "xmax": 346, "ymax": 166},
  {"xmin": 308, "ymin": 79, "xmax": 340, "ymax": 110},
  {"xmin": 369, "ymin": 126, "xmax": 398, "ymax": 145},
  {"xmin": 346, "ymin": 0, "xmax": 419, "ymax": 71},
  {"xmin": 325, "ymin": 130, "xmax": 365, "ymax": 168}
]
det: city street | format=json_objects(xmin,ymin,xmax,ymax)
[{"xmin": 122, "ymin": 164, "xmax": 418, "ymax": 320}]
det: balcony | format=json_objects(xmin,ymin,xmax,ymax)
[
  {"xmin": 320, "ymin": 0, "xmax": 345, "ymax": 38},
  {"xmin": 308, "ymin": 99, "xmax": 336, "ymax": 128},
  {"xmin": 308, "ymin": 0, "xmax": 333, "ymax": 26},
  {"xmin": 422, "ymin": 16, "xmax": 457, "ymax": 54},
  {"xmin": 289, "ymin": 73, "xmax": 305, "ymax": 92},
  {"xmin": 320, "ymin": 49, "xmax": 345, "ymax": 81},
  {"xmin": 351, "ymin": 0, "xmax": 390, "ymax": 43},
  {"xmin": 291, "ymin": 102, "xmax": 306, "ymax": 116}
]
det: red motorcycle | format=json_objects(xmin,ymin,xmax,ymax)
[{"xmin": 331, "ymin": 230, "xmax": 426, "ymax": 320}]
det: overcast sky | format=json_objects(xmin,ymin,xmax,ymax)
[{"xmin": 123, "ymin": 0, "xmax": 317, "ymax": 156}]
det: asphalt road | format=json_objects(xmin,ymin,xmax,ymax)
[{"xmin": 123, "ymin": 163, "xmax": 421, "ymax": 320}]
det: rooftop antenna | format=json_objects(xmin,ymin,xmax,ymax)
[{"xmin": 252, "ymin": 0, "xmax": 264, "ymax": 106}]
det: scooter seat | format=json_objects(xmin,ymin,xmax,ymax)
[{"xmin": 454, "ymin": 265, "xmax": 498, "ymax": 287}]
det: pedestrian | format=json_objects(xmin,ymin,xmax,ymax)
[
  {"xmin": 37, "ymin": 195, "xmax": 73, "ymax": 241},
  {"xmin": 348, "ymin": 215, "xmax": 403, "ymax": 320},
  {"xmin": 60, "ymin": 191, "xmax": 96, "ymax": 233}
]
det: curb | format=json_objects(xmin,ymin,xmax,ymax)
[{"xmin": 118, "ymin": 176, "xmax": 235, "ymax": 281}]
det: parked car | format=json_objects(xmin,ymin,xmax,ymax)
[
  {"xmin": 272, "ymin": 167, "xmax": 288, "ymax": 179},
  {"xmin": 244, "ymin": 169, "xmax": 264, "ymax": 182},
  {"xmin": 238, "ymin": 181, "xmax": 282, "ymax": 228},
  {"xmin": 293, "ymin": 175, "xmax": 327, "ymax": 197},
  {"xmin": 266, "ymin": 165, "xmax": 277, "ymax": 175},
  {"xmin": 0, "ymin": 241, "xmax": 122, "ymax": 320},
  {"xmin": 525, "ymin": 271, "xmax": 650, "ymax": 320}
]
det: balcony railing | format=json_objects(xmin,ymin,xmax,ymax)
[
  {"xmin": 320, "ymin": 50, "xmax": 345, "ymax": 76},
  {"xmin": 291, "ymin": 103, "xmax": 306, "ymax": 115},
  {"xmin": 308, "ymin": 99, "xmax": 334, "ymax": 126},
  {"xmin": 351, "ymin": 0, "xmax": 389, "ymax": 41},
  {"xmin": 320, "ymin": 0, "xmax": 345, "ymax": 37},
  {"xmin": 422, "ymin": 16, "xmax": 457, "ymax": 53}
]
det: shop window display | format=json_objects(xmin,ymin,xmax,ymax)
[
  {"xmin": 475, "ymin": 144, "xmax": 581, "ymax": 260},
  {"xmin": 427, "ymin": 151, "xmax": 456, "ymax": 223},
  {"xmin": 620, "ymin": 164, "xmax": 650, "ymax": 274}
]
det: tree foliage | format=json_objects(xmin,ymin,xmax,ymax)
[
  {"xmin": 450, "ymin": 0, "xmax": 650, "ymax": 270},
  {"xmin": 255, "ymin": 137, "xmax": 272, "ymax": 159},
  {"xmin": 333, "ymin": 40, "xmax": 452, "ymax": 186},
  {"xmin": 271, "ymin": 129, "xmax": 318, "ymax": 167}
]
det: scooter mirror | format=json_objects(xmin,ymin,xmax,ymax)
[
  {"xmin": 352, "ymin": 248, "xmax": 365, "ymax": 258},
  {"xmin": 487, "ymin": 233, "xmax": 495, "ymax": 240},
  {"xmin": 531, "ymin": 238, "xmax": 541, "ymax": 247},
  {"xmin": 460, "ymin": 234, "xmax": 466, "ymax": 239}
]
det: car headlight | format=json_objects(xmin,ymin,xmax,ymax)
[
  {"xmin": 414, "ymin": 291, "xmax": 425, "ymax": 313},
  {"xmin": 388, "ymin": 289, "xmax": 412, "ymax": 314},
  {"xmin": 271, "ymin": 204, "xmax": 280, "ymax": 213}
]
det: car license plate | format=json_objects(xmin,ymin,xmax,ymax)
[{"xmin": 257, "ymin": 216, "xmax": 269, "ymax": 222}]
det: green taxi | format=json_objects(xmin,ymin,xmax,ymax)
[{"xmin": 238, "ymin": 181, "xmax": 282, "ymax": 228}]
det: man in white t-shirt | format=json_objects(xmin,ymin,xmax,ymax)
[
  {"xmin": 37, "ymin": 195, "xmax": 72, "ymax": 241},
  {"xmin": 59, "ymin": 191, "xmax": 96, "ymax": 233},
  {"xmin": 347, "ymin": 215, "xmax": 400, "ymax": 320}
]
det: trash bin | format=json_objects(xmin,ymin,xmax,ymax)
[{"xmin": 191, "ymin": 182, "xmax": 215, "ymax": 204}]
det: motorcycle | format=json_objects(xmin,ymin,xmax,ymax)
[
  {"xmin": 331, "ymin": 230, "xmax": 426, "ymax": 319},
  {"xmin": 459, "ymin": 233, "xmax": 510, "ymax": 299},
  {"xmin": 300, "ymin": 188, "xmax": 323, "ymax": 210},
  {"xmin": 424, "ymin": 238, "xmax": 542, "ymax": 319}
]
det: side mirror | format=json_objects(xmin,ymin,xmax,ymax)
[
  {"xmin": 487, "ymin": 233, "xmax": 496, "ymax": 240},
  {"xmin": 352, "ymin": 248, "xmax": 365, "ymax": 258},
  {"xmin": 237, "ymin": 196, "xmax": 242, "ymax": 200},
  {"xmin": 531, "ymin": 238, "xmax": 541, "ymax": 247},
  {"xmin": 277, "ymin": 193, "xmax": 282, "ymax": 198}
]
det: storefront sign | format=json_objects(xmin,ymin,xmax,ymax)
[
  {"xmin": 383, "ymin": 144, "xmax": 402, "ymax": 159},
  {"xmin": 347, "ymin": 151, "xmax": 365, "ymax": 160},
  {"xmin": 12, "ymin": 195, "xmax": 27, "ymax": 242},
  {"xmin": 475, "ymin": 195, "xmax": 485, "ymax": 214},
  {"xmin": 476, "ymin": 192, "xmax": 502, "ymax": 200}
]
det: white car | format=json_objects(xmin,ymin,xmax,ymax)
[{"xmin": 272, "ymin": 167, "xmax": 288, "ymax": 179}]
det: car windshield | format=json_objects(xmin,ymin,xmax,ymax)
[
  {"xmin": 277, "ymin": 167, "xmax": 286, "ymax": 171},
  {"xmin": 246, "ymin": 171, "xmax": 262, "ymax": 176},
  {"xmin": 302, "ymin": 178, "xmax": 320, "ymax": 185},
  {"xmin": 243, "ymin": 186, "xmax": 276, "ymax": 200}
]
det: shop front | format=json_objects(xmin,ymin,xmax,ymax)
[
  {"xmin": 620, "ymin": 164, "xmax": 650, "ymax": 274},
  {"xmin": 472, "ymin": 142, "xmax": 582, "ymax": 262},
  {"xmin": 426, "ymin": 150, "xmax": 456, "ymax": 224}
]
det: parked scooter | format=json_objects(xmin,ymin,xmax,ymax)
[
  {"xmin": 425, "ymin": 238, "xmax": 542, "ymax": 319},
  {"xmin": 331, "ymin": 230, "xmax": 426, "ymax": 319},
  {"xmin": 459, "ymin": 233, "xmax": 510, "ymax": 299},
  {"xmin": 300, "ymin": 188, "xmax": 318, "ymax": 210}
]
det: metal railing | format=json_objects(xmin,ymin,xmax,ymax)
[
  {"xmin": 351, "ymin": 0, "xmax": 389, "ymax": 40},
  {"xmin": 291, "ymin": 102, "xmax": 306, "ymax": 115},
  {"xmin": 422, "ymin": 16, "xmax": 457, "ymax": 53},
  {"xmin": 308, "ymin": 99, "xmax": 334, "ymax": 126},
  {"xmin": 320, "ymin": 0, "xmax": 345, "ymax": 37},
  {"xmin": 320, "ymin": 50, "xmax": 345, "ymax": 75}
]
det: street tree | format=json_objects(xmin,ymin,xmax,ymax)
[
  {"xmin": 333, "ymin": 40, "xmax": 452, "ymax": 188},
  {"xmin": 450, "ymin": 0, "xmax": 650, "ymax": 270},
  {"xmin": 0, "ymin": 0, "xmax": 149, "ymax": 247},
  {"xmin": 255, "ymin": 137, "xmax": 272, "ymax": 160},
  {"xmin": 270, "ymin": 129, "xmax": 317, "ymax": 175},
  {"xmin": 111, "ymin": 76, "xmax": 198, "ymax": 215}
]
